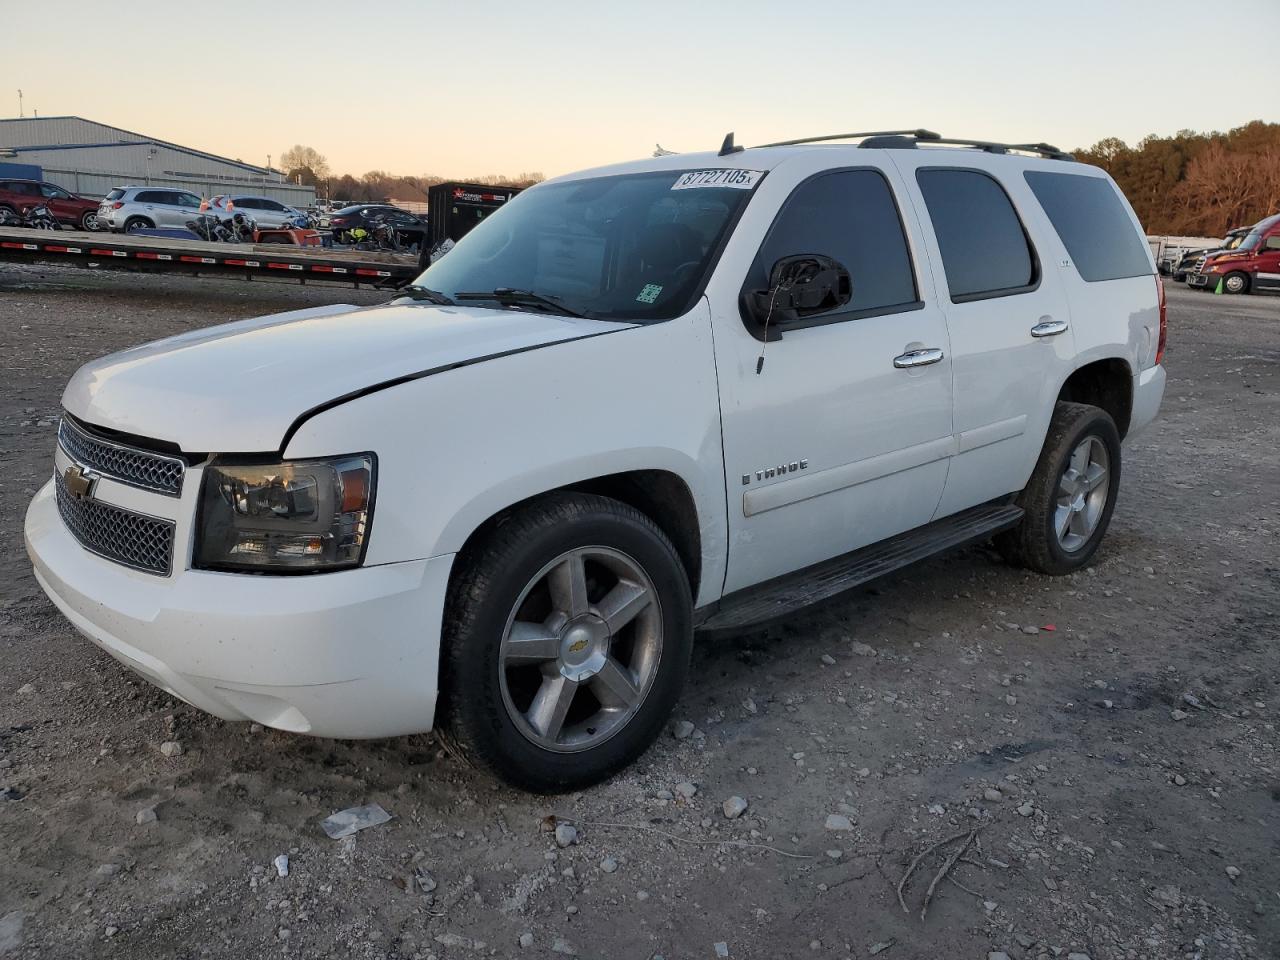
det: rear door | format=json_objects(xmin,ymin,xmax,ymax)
[
  {"xmin": 38, "ymin": 182, "xmax": 78, "ymax": 224},
  {"xmin": 257, "ymin": 199, "xmax": 290, "ymax": 227},
  {"xmin": 891, "ymin": 154, "xmax": 1076, "ymax": 517},
  {"xmin": 8, "ymin": 181, "xmax": 40, "ymax": 213},
  {"xmin": 134, "ymin": 190, "xmax": 171, "ymax": 226},
  {"xmin": 231, "ymin": 197, "xmax": 262, "ymax": 223},
  {"xmin": 709, "ymin": 159, "xmax": 955, "ymax": 592}
]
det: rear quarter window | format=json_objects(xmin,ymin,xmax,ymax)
[
  {"xmin": 105, "ymin": 189, "xmax": 125, "ymax": 201},
  {"xmin": 1024, "ymin": 171, "xmax": 1152, "ymax": 282}
]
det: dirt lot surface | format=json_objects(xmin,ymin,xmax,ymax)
[{"xmin": 0, "ymin": 265, "xmax": 1276, "ymax": 960}]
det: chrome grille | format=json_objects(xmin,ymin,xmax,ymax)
[
  {"xmin": 1194, "ymin": 255, "xmax": 1207, "ymax": 274},
  {"xmin": 58, "ymin": 417, "xmax": 185, "ymax": 496},
  {"xmin": 55, "ymin": 470, "xmax": 175, "ymax": 576}
]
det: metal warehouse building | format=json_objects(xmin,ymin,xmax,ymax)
[{"xmin": 0, "ymin": 116, "xmax": 315, "ymax": 206}]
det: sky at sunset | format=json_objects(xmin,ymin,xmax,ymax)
[{"xmin": 3, "ymin": 0, "xmax": 1276, "ymax": 180}]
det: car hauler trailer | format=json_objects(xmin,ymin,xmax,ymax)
[{"xmin": 0, "ymin": 225, "xmax": 418, "ymax": 287}]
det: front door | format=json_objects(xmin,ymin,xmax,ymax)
[
  {"xmin": 710, "ymin": 163, "xmax": 955, "ymax": 594},
  {"xmin": 1254, "ymin": 233, "xmax": 1280, "ymax": 293},
  {"xmin": 38, "ymin": 182, "xmax": 78, "ymax": 225}
]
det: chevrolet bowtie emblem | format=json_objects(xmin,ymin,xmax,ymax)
[
  {"xmin": 63, "ymin": 464, "xmax": 97, "ymax": 501},
  {"xmin": 567, "ymin": 639, "xmax": 589, "ymax": 654}
]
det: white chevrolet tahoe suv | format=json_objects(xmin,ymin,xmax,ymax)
[{"xmin": 26, "ymin": 129, "xmax": 1166, "ymax": 792}]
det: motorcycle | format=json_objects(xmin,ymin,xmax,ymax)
[
  {"xmin": 0, "ymin": 207, "xmax": 21, "ymax": 227},
  {"xmin": 21, "ymin": 204, "xmax": 61, "ymax": 230},
  {"xmin": 185, "ymin": 213, "xmax": 234, "ymax": 242},
  {"xmin": 225, "ymin": 211, "xmax": 256, "ymax": 243}
]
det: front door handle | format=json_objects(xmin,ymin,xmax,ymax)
[
  {"xmin": 1031, "ymin": 319, "xmax": 1069, "ymax": 338},
  {"xmin": 893, "ymin": 347, "xmax": 945, "ymax": 369}
]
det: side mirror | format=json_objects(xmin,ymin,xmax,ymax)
[{"xmin": 740, "ymin": 254, "xmax": 852, "ymax": 342}]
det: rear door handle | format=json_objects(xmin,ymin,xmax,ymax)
[
  {"xmin": 1031, "ymin": 319, "xmax": 1069, "ymax": 338},
  {"xmin": 893, "ymin": 347, "xmax": 945, "ymax": 369}
]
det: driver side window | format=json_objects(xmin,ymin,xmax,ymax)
[{"xmin": 751, "ymin": 169, "xmax": 920, "ymax": 324}]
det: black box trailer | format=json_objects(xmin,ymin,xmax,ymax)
[{"xmin": 421, "ymin": 182, "xmax": 523, "ymax": 267}]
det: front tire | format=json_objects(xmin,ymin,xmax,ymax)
[
  {"xmin": 123, "ymin": 217, "xmax": 153, "ymax": 233},
  {"xmin": 996, "ymin": 402, "xmax": 1122, "ymax": 575},
  {"xmin": 439, "ymin": 493, "xmax": 693, "ymax": 792},
  {"xmin": 1223, "ymin": 271, "xmax": 1250, "ymax": 295},
  {"xmin": 80, "ymin": 211, "xmax": 100, "ymax": 231}
]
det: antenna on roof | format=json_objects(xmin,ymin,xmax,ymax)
[{"xmin": 718, "ymin": 132, "xmax": 744, "ymax": 157}]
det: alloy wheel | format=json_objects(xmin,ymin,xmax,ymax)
[
  {"xmin": 1054, "ymin": 436, "xmax": 1110, "ymax": 552},
  {"xmin": 498, "ymin": 547, "xmax": 663, "ymax": 753}
]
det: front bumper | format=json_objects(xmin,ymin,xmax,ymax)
[
  {"xmin": 1187, "ymin": 272, "xmax": 1211, "ymax": 287},
  {"xmin": 25, "ymin": 480, "xmax": 453, "ymax": 738}
]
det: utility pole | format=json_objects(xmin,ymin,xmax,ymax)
[{"xmin": 17, "ymin": 89, "xmax": 23, "ymax": 118}]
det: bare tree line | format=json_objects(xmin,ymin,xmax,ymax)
[
  {"xmin": 1074, "ymin": 121, "xmax": 1280, "ymax": 236},
  {"xmin": 277, "ymin": 145, "xmax": 543, "ymax": 204}
]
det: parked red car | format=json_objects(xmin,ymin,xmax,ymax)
[
  {"xmin": 1188, "ymin": 213, "xmax": 1280, "ymax": 295},
  {"xmin": 0, "ymin": 178, "xmax": 103, "ymax": 230}
]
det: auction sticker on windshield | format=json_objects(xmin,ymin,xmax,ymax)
[{"xmin": 671, "ymin": 169, "xmax": 764, "ymax": 191}]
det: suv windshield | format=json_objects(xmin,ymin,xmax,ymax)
[{"xmin": 415, "ymin": 168, "xmax": 762, "ymax": 322}]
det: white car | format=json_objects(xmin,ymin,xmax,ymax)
[
  {"xmin": 26, "ymin": 129, "xmax": 1166, "ymax": 791},
  {"xmin": 209, "ymin": 195, "xmax": 306, "ymax": 228}
]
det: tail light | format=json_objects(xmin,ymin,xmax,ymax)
[
  {"xmin": 1155, "ymin": 276, "xmax": 1167, "ymax": 365},
  {"xmin": 330, "ymin": 216, "xmax": 347, "ymax": 226},
  {"xmin": 111, "ymin": 201, "xmax": 124, "ymax": 209}
]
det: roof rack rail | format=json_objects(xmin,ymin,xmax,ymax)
[
  {"xmin": 756, "ymin": 129, "xmax": 941, "ymax": 148},
  {"xmin": 747, "ymin": 129, "xmax": 1074, "ymax": 161},
  {"xmin": 864, "ymin": 136, "xmax": 1074, "ymax": 161}
]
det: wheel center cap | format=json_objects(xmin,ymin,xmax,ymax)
[{"xmin": 558, "ymin": 616, "xmax": 610, "ymax": 681}]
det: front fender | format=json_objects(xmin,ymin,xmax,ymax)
[{"xmin": 284, "ymin": 303, "xmax": 728, "ymax": 608}]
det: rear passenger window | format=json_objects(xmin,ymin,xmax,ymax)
[
  {"xmin": 752, "ymin": 169, "xmax": 918, "ymax": 321},
  {"xmin": 1024, "ymin": 172, "xmax": 1152, "ymax": 282},
  {"xmin": 917, "ymin": 169, "xmax": 1037, "ymax": 301}
]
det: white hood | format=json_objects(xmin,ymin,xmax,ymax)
[{"xmin": 63, "ymin": 301, "xmax": 632, "ymax": 452}]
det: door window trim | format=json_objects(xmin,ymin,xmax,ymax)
[
  {"xmin": 740, "ymin": 166, "xmax": 925, "ymax": 334},
  {"xmin": 915, "ymin": 166, "xmax": 1042, "ymax": 304}
]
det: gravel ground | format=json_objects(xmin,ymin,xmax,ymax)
[{"xmin": 0, "ymin": 264, "xmax": 1277, "ymax": 960}]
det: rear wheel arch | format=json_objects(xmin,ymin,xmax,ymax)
[{"xmin": 1057, "ymin": 357, "xmax": 1133, "ymax": 439}]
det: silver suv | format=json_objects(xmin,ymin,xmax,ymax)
[{"xmin": 99, "ymin": 186, "xmax": 204, "ymax": 233}]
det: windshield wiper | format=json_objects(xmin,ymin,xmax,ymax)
[
  {"xmin": 399, "ymin": 284, "xmax": 455, "ymax": 305},
  {"xmin": 454, "ymin": 288, "xmax": 584, "ymax": 318}
]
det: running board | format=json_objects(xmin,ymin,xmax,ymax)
[{"xmin": 696, "ymin": 502, "xmax": 1023, "ymax": 634}]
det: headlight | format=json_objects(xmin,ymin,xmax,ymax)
[{"xmin": 196, "ymin": 454, "xmax": 375, "ymax": 572}]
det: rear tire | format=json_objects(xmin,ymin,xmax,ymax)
[
  {"xmin": 995, "ymin": 402, "xmax": 1121, "ymax": 575},
  {"xmin": 1223, "ymin": 271, "xmax": 1250, "ymax": 295},
  {"xmin": 439, "ymin": 492, "xmax": 693, "ymax": 793}
]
